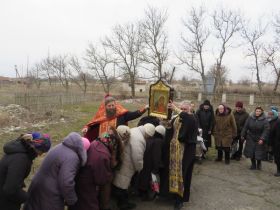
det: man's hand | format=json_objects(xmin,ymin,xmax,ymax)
[
  {"xmin": 81, "ymin": 127, "xmax": 88, "ymax": 135},
  {"xmin": 258, "ymin": 139, "xmax": 264, "ymax": 145},
  {"xmin": 167, "ymin": 100, "xmax": 176, "ymax": 110},
  {"xmin": 208, "ymin": 130, "xmax": 212, "ymax": 134},
  {"xmin": 144, "ymin": 104, "xmax": 149, "ymax": 110}
]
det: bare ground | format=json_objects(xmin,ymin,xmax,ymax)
[{"xmin": 132, "ymin": 157, "xmax": 280, "ymax": 210}]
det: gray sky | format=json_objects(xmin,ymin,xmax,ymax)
[{"xmin": 1, "ymin": 0, "xmax": 279, "ymax": 82}]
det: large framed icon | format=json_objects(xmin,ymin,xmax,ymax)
[{"xmin": 149, "ymin": 79, "xmax": 174, "ymax": 120}]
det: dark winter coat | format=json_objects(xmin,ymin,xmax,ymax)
[
  {"xmin": 269, "ymin": 118, "xmax": 280, "ymax": 158},
  {"xmin": 138, "ymin": 133, "xmax": 164, "ymax": 191},
  {"xmin": 241, "ymin": 113, "xmax": 270, "ymax": 160},
  {"xmin": 0, "ymin": 138, "xmax": 37, "ymax": 210},
  {"xmin": 70, "ymin": 140, "xmax": 113, "ymax": 210},
  {"xmin": 233, "ymin": 108, "xmax": 249, "ymax": 136},
  {"xmin": 24, "ymin": 132, "xmax": 87, "ymax": 210},
  {"xmin": 196, "ymin": 104, "xmax": 215, "ymax": 139},
  {"xmin": 178, "ymin": 112, "xmax": 198, "ymax": 144},
  {"xmin": 159, "ymin": 112, "xmax": 197, "ymax": 197},
  {"xmin": 213, "ymin": 108, "xmax": 237, "ymax": 148}
]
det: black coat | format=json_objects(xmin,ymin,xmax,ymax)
[
  {"xmin": 241, "ymin": 113, "xmax": 270, "ymax": 160},
  {"xmin": 138, "ymin": 133, "xmax": 164, "ymax": 191},
  {"xmin": 159, "ymin": 112, "xmax": 197, "ymax": 198},
  {"xmin": 270, "ymin": 118, "xmax": 280, "ymax": 157},
  {"xmin": 178, "ymin": 112, "xmax": 198, "ymax": 144},
  {"xmin": 233, "ymin": 109, "xmax": 249, "ymax": 136},
  {"xmin": 0, "ymin": 138, "xmax": 36, "ymax": 210},
  {"xmin": 196, "ymin": 104, "xmax": 214, "ymax": 139}
]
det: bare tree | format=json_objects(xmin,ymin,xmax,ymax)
[
  {"xmin": 69, "ymin": 55, "xmax": 88, "ymax": 95},
  {"xmin": 178, "ymin": 6, "xmax": 210, "ymax": 92},
  {"xmin": 48, "ymin": 55, "xmax": 72, "ymax": 92},
  {"xmin": 140, "ymin": 6, "xmax": 169, "ymax": 79},
  {"xmin": 103, "ymin": 22, "xmax": 143, "ymax": 97},
  {"xmin": 29, "ymin": 63, "xmax": 43, "ymax": 89},
  {"xmin": 241, "ymin": 20, "xmax": 267, "ymax": 95},
  {"xmin": 262, "ymin": 14, "xmax": 280, "ymax": 94},
  {"xmin": 163, "ymin": 66, "xmax": 176, "ymax": 84},
  {"xmin": 212, "ymin": 8, "xmax": 241, "ymax": 93},
  {"xmin": 40, "ymin": 56, "xmax": 54, "ymax": 86},
  {"xmin": 263, "ymin": 47, "xmax": 280, "ymax": 94},
  {"xmin": 85, "ymin": 44, "xmax": 115, "ymax": 94},
  {"xmin": 208, "ymin": 64, "xmax": 229, "ymax": 93}
]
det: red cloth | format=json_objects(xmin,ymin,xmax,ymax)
[
  {"xmin": 86, "ymin": 102, "xmax": 128, "ymax": 127},
  {"xmin": 84, "ymin": 101, "xmax": 128, "ymax": 142}
]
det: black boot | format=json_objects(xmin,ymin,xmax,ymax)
[
  {"xmin": 215, "ymin": 149, "xmax": 223, "ymax": 161},
  {"xmin": 113, "ymin": 186, "xmax": 136, "ymax": 210},
  {"xmin": 257, "ymin": 160, "xmax": 262, "ymax": 170},
  {"xmin": 250, "ymin": 158, "xmax": 256, "ymax": 170},
  {"xmin": 274, "ymin": 163, "xmax": 280, "ymax": 177},
  {"xmin": 174, "ymin": 195, "xmax": 184, "ymax": 210},
  {"xmin": 225, "ymin": 148, "xmax": 230, "ymax": 164}
]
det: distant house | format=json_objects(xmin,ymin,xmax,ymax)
[
  {"xmin": 121, "ymin": 80, "xmax": 147, "ymax": 92},
  {"xmin": 0, "ymin": 76, "xmax": 12, "ymax": 85}
]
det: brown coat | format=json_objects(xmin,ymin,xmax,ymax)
[{"xmin": 213, "ymin": 108, "xmax": 237, "ymax": 148}]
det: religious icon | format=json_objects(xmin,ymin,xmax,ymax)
[{"xmin": 149, "ymin": 79, "xmax": 174, "ymax": 119}]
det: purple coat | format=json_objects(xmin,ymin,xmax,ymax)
[
  {"xmin": 24, "ymin": 132, "xmax": 87, "ymax": 210},
  {"xmin": 70, "ymin": 140, "xmax": 113, "ymax": 210}
]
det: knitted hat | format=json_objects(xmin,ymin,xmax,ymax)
[
  {"xmin": 269, "ymin": 110, "xmax": 279, "ymax": 117},
  {"xmin": 155, "ymin": 125, "xmax": 166, "ymax": 137},
  {"xmin": 144, "ymin": 123, "xmax": 155, "ymax": 137},
  {"xmin": 203, "ymin": 100, "xmax": 211, "ymax": 106},
  {"xmin": 104, "ymin": 94, "xmax": 115, "ymax": 105},
  {"xmin": 81, "ymin": 137, "xmax": 90, "ymax": 151},
  {"xmin": 235, "ymin": 101, "xmax": 243, "ymax": 108},
  {"xmin": 117, "ymin": 125, "xmax": 131, "ymax": 140},
  {"xmin": 271, "ymin": 106, "xmax": 279, "ymax": 112},
  {"xmin": 31, "ymin": 133, "xmax": 51, "ymax": 153}
]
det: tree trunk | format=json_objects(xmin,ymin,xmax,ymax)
[
  {"xmin": 256, "ymin": 70, "xmax": 262, "ymax": 95},
  {"xmin": 273, "ymin": 73, "xmax": 280, "ymax": 95},
  {"xmin": 130, "ymin": 77, "xmax": 135, "ymax": 98}
]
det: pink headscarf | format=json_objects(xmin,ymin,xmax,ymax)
[{"xmin": 81, "ymin": 137, "xmax": 90, "ymax": 151}]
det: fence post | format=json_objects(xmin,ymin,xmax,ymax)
[
  {"xmin": 177, "ymin": 91, "xmax": 181, "ymax": 100},
  {"xmin": 222, "ymin": 93, "xmax": 227, "ymax": 103},
  {"xmin": 249, "ymin": 94, "xmax": 254, "ymax": 105},
  {"xmin": 198, "ymin": 93, "xmax": 202, "ymax": 102}
]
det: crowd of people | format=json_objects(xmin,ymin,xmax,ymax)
[{"xmin": 0, "ymin": 95, "xmax": 280, "ymax": 210}]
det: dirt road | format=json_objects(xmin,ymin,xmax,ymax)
[{"xmin": 132, "ymin": 158, "xmax": 280, "ymax": 210}]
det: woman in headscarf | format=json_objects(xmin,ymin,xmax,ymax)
[
  {"xmin": 267, "ymin": 110, "xmax": 280, "ymax": 176},
  {"xmin": 138, "ymin": 125, "xmax": 166, "ymax": 201},
  {"xmin": 24, "ymin": 132, "xmax": 88, "ymax": 210},
  {"xmin": 213, "ymin": 104, "xmax": 237, "ymax": 164},
  {"xmin": 112, "ymin": 123, "xmax": 155, "ymax": 210},
  {"xmin": 0, "ymin": 132, "xmax": 51, "ymax": 210},
  {"xmin": 241, "ymin": 106, "xmax": 270, "ymax": 170},
  {"xmin": 71, "ymin": 127, "xmax": 122, "ymax": 210}
]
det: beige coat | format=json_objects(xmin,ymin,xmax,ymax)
[
  {"xmin": 213, "ymin": 108, "xmax": 237, "ymax": 148},
  {"xmin": 113, "ymin": 126, "xmax": 146, "ymax": 190}
]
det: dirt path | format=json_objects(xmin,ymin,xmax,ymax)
[{"xmin": 132, "ymin": 158, "xmax": 280, "ymax": 210}]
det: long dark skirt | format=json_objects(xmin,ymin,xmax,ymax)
[
  {"xmin": 244, "ymin": 138, "xmax": 266, "ymax": 160},
  {"xmin": 182, "ymin": 143, "xmax": 196, "ymax": 202}
]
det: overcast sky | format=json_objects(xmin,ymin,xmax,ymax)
[{"xmin": 1, "ymin": 0, "xmax": 280, "ymax": 82}]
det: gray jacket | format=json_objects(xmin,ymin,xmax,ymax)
[{"xmin": 24, "ymin": 132, "xmax": 87, "ymax": 210}]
